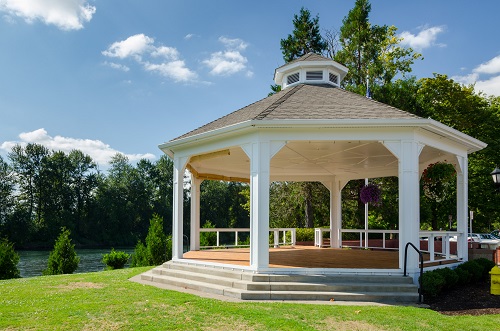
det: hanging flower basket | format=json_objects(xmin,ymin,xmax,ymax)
[
  {"xmin": 360, "ymin": 183, "xmax": 381, "ymax": 206},
  {"xmin": 421, "ymin": 162, "xmax": 456, "ymax": 201}
]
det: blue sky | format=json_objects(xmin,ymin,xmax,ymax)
[{"xmin": 1, "ymin": 0, "xmax": 499, "ymax": 168}]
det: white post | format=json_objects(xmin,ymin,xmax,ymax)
[
  {"xmin": 398, "ymin": 141, "xmax": 421, "ymax": 273},
  {"xmin": 323, "ymin": 179, "xmax": 344, "ymax": 248},
  {"xmin": 243, "ymin": 141, "xmax": 271, "ymax": 270},
  {"xmin": 172, "ymin": 156, "xmax": 187, "ymax": 260},
  {"xmin": 190, "ymin": 177, "xmax": 202, "ymax": 251},
  {"xmin": 456, "ymin": 155, "xmax": 468, "ymax": 261},
  {"xmin": 364, "ymin": 178, "xmax": 369, "ymax": 249},
  {"xmin": 383, "ymin": 140, "xmax": 422, "ymax": 274}
]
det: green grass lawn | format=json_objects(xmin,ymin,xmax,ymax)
[{"xmin": 1, "ymin": 267, "xmax": 499, "ymax": 330}]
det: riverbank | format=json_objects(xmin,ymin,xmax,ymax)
[{"xmin": 17, "ymin": 248, "xmax": 134, "ymax": 278}]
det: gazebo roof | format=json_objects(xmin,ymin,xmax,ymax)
[
  {"xmin": 171, "ymin": 83, "xmax": 420, "ymax": 142},
  {"xmin": 160, "ymin": 54, "xmax": 486, "ymax": 182}
]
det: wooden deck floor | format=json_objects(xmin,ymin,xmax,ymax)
[{"xmin": 183, "ymin": 246, "xmax": 402, "ymax": 269}]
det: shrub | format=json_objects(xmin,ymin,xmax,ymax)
[
  {"xmin": 454, "ymin": 267, "xmax": 471, "ymax": 285},
  {"xmin": 43, "ymin": 227, "xmax": 80, "ymax": 275},
  {"xmin": 434, "ymin": 267, "xmax": 458, "ymax": 290},
  {"xmin": 130, "ymin": 241, "xmax": 150, "ymax": 267},
  {"xmin": 457, "ymin": 260, "xmax": 483, "ymax": 283},
  {"xmin": 294, "ymin": 228, "xmax": 315, "ymax": 242},
  {"xmin": 420, "ymin": 270, "xmax": 445, "ymax": 300},
  {"xmin": 473, "ymin": 258, "xmax": 495, "ymax": 279},
  {"xmin": 131, "ymin": 215, "xmax": 171, "ymax": 267},
  {"xmin": 200, "ymin": 221, "xmax": 217, "ymax": 247},
  {"xmin": 102, "ymin": 248, "xmax": 130, "ymax": 270},
  {"xmin": 0, "ymin": 238, "xmax": 20, "ymax": 280},
  {"xmin": 146, "ymin": 214, "xmax": 169, "ymax": 265}
]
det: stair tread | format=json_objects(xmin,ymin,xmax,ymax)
[
  {"xmin": 143, "ymin": 272, "xmax": 417, "ymax": 294},
  {"xmin": 153, "ymin": 266, "xmax": 415, "ymax": 287},
  {"xmin": 141, "ymin": 262, "xmax": 420, "ymax": 303}
]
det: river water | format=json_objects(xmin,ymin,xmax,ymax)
[{"xmin": 17, "ymin": 248, "xmax": 135, "ymax": 278}]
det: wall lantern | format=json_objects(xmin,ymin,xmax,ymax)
[{"xmin": 491, "ymin": 166, "xmax": 500, "ymax": 192}]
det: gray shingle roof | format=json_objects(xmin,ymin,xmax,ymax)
[
  {"xmin": 275, "ymin": 53, "xmax": 334, "ymax": 71},
  {"xmin": 171, "ymin": 84, "xmax": 422, "ymax": 142}
]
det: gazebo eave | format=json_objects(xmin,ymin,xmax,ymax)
[{"xmin": 159, "ymin": 118, "xmax": 487, "ymax": 158}]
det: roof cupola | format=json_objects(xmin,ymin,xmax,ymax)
[{"xmin": 274, "ymin": 53, "xmax": 348, "ymax": 89}]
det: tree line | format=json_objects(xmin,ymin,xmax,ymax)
[{"xmin": 0, "ymin": 145, "xmax": 251, "ymax": 249}]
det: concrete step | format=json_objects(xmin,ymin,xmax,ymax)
[
  {"xmin": 163, "ymin": 261, "xmax": 413, "ymax": 284},
  {"xmin": 141, "ymin": 270, "xmax": 239, "ymax": 298},
  {"xmin": 252, "ymin": 274, "xmax": 414, "ymax": 285},
  {"xmin": 150, "ymin": 266, "xmax": 416, "ymax": 293},
  {"xmin": 233, "ymin": 290, "xmax": 419, "ymax": 303},
  {"xmin": 142, "ymin": 261, "xmax": 420, "ymax": 304},
  {"xmin": 244, "ymin": 281, "xmax": 417, "ymax": 293},
  {"xmin": 151, "ymin": 266, "xmax": 251, "ymax": 289},
  {"xmin": 162, "ymin": 261, "xmax": 255, "ymax": 281},
  {"xmin": 141, "ymin": 271, "xmax": 419, "ymax": 303}
]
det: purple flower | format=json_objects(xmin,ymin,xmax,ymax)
[{"xmin": 360, "ymin": 183, "xmax": 381, "ymax": 206}]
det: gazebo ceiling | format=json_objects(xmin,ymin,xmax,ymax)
[{"xmin": 185, "ymin": 140, "xmax": 455, "ymax": 183}]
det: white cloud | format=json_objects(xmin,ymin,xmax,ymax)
[
  {"xmin": 0, "ymin": 128, "xmax": 155, "ymax": 166},
  {"xmin": 184, "ymin": 33, "xmax": 195, "ymax": 40},
  {"xmin": 219, "ymin": 36, "xmax": 248, "ymax": 51},
  {"xmin": 475, "ymin": 75, "xmax": 500, "ymax": 96},
  {"xmin": 0, "ymin": 0, "xmax": 95, "ymax": 30},
  {"xmin": 452, "ymin": 73, "xmax": 478, "ymax": 85},
  {"xmin": 103, "ymin": 61, "xmax": 130, "ymax": 72},
  {"xmin": 144, "ymin": 60, "xmax": 197, "ymax": 82},
  {"xmin": 151, "ymin": 46, "xmax": 179, "ymax": 60},
  {"xmin": 473, "ymin": 55, "xmax": 500, "ymax": 75},
  {"xmin": 452, "ymin": 55, "xmax": 500, "ymax": 97},
  {"xmin": 102, "ymin": 33, "xmax": 197, "ymax": 83},
  {"xmin": 399, "ymin": 26, "xmax": 445, "ymax": 51},
  {"xmin": 203, "ymin": 36, "xmax": 252, "ymax": 77},
  {"xmin": 102, "ymin": 34, "xmax": 154, "ymax": 61},
  {"xmin": 203, "ymin": 51, "xmax": 248, "ymax": 76}
]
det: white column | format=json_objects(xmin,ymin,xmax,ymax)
[
  {"xmin": 398, "ymin": 141, "xmax": 422, "ymax": 272},
  {"xmin": 249, "ymin": 141, "xmax": 271, "ymax": 269},
  {"xmin": 456, "ymin": 155, "xmax": 468, "ymax": 261},
  {"xmin": 190, "ymin": 176, "xmax": 202, "ymax": 251},
  {"xmin": 364, "ymin": 178, "xmax": 369, "ymax": 249},
  {"xmin": 172, "ymin": 156, "xmax": 187, "ymax": 260},
  {"xmin": 242, "ymin": 140, "xmax": 285, "ymax": 271},
  {"xmin": 383, "ymin": 140, "xmax": 422, "ymax": 273},
  {"xmin": 323, "ymin": 179, "xmax": 345, "ymax": 248}
]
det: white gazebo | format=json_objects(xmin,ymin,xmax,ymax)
[{"xmin": 159, "ymin": 53, "xmax": 486, "ymax": 280}]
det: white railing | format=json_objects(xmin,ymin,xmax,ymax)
[
  {"xmin": 419, "ymin": 231, "xmax": 462, "ymax": 261},
  {"xmin": 199, "ymin": 227, "xmax": 296, "ymax": 249},
  {"xmin": 339, "ymin": 229, "xmax": 399, "ymax": 249}
]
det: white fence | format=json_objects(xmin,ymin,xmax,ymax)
[
  {"xmin": 418, "ymin": 231, "xmax": 462, "ymax": 261},
  {"xmin": 199, "ymin": 227, "xmax": 296, "ymax": 249},
  {"xmin": 314, "ymin": 228, "xmax": 399, "ymax": 249},
  {"xmin": 316, "ymin": 229, "xmax": 462, "ymax": 261}
]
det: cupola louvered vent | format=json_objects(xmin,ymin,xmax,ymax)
[
  {"xmin": 287, "ymin": 72, "xmax": 300, "ymax": 85},
  {"xmin": 306, "ymin": 71, "xmax": 323, "ymax": 80},
  {"xmin": 274, "ymin": 53, "xmax": 348, "ymax": 89},
  {"xmin": 329, "ymin": 73, "xmax": 339, "ymax": 85}
]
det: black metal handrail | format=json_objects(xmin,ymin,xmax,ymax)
[{"xmin": 404, "ymin": 242, "xmax": 423, "ymax": 303}]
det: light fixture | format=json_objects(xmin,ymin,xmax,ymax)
[{"xmin": 491, "ymin": 166, "xmax": 500, "ymax": 191}]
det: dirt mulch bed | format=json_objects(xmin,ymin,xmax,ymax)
[{"xmin": 428, "ymin": 279, "xmax": 500, "ymax": 316}]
